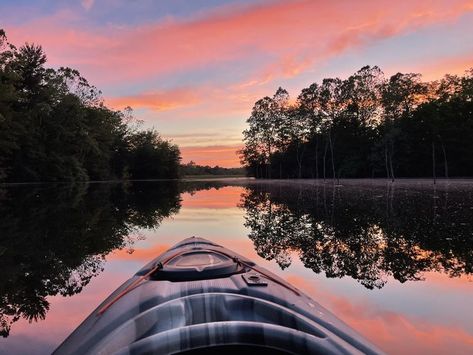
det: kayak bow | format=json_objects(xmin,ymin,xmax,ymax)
[{"xmin": 54, "ymin": 237, "xmax": 383, "ymax": 355}]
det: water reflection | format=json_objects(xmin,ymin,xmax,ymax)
[
  {"xmin": 0, "ymin": 182, "xmax": 181, "ymax": 337},
  {"xmin": 1, "ymin": 179, "xmax": 472, "ymax": 347},
  {"xmin": 240, "ymin": 182, "xmax": 473, "ymax": 289}
]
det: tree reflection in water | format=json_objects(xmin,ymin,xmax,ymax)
[
  {"xmin": 2, "ymin": 180, "xmax": 472, "ymax": 338},
  {"xmin": 240, "ymin": 182, "xmax": 473, "ymax": 290},
  {"xmin": 0, "ymin": 182, "xmax": 181, "ymax": 337}
]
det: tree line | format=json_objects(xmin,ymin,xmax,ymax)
[
  {"xmin": 0, "ymin": 30, "xmax": 180, "ymax": 182},
  {"xmin": 240, "ymin": 65, "xmax": 473, "ymax": 180},
  {"xmin": 180, "ymin": 161, "xmax": 245, "ymax": 176}
]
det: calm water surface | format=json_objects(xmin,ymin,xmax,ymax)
[{"xmin": 0, "ymin": 179, "xmax": 472, "ymax": 354}]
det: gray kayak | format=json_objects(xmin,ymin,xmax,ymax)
[{"xmin": 54, "ymin": 237, "xmax": 383, "ymax": 354}]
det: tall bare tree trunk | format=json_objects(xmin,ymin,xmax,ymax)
[
  {"xmin": 440, "ymin": 139, "xmax": 448, "ymax": 179},
  {"xmin": 389, "ymin": 155, "xmax": 395, "ymax": 183},
  {"xmin": 323, "ymin": 140, "xmax": 328, "ymax": 182},
  {"xmin": 388, "ymin": 140, "xmax": 395, "ymax": 182},
  {"xmin": 296, "ymin": 141, "xmax": 305, "ymax": 179},
  {"xmin": 296, "ymin": 141, "xmax": 301, "ymax": 179},
  {"xmin": 267, "ymin": 144, "xmax": 272, "ymax": 179},
  {"xmin": 384, "ymin": 143, "xmax": 390, "ymax": 181},
  {"xmin": 315, "ymin": 138, "xmax": 319, "ymax": 180},
  {"xmin": 432, "ymin": 140, "xmax": 436, "ymax": 185},
  {"xmin": 328, "ymin": 131, "xmax": 335, "ymax": 182}
]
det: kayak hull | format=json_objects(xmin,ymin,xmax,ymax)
[{"xmin": 54, "ymin": 237, "xmax": 382, "ymax": 355}]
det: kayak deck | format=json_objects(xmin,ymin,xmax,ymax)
[{"xmin": 54, "ymin": 237, "xmax": 382, "ymax": 355}]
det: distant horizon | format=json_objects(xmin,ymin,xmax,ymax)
[{"xmin": 1, "ymin": 0, "xmax": 472, "ymax": 167}]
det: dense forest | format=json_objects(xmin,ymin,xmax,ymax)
[
  {"xmin": 0, "ymin": 30, "xmax": 180, "ymax": 182},
  {"xmin": 240, "ymin": 66, "xmax": 473, "ymax": 180}
]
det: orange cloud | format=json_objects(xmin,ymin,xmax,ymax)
[
  {"xmin": 180, "ymin": 144, "xmax": 243, "ymax": 167},
  {"xmin": 106, "ymin": 88, "xmax": 200, "ymax": 111},
  {"xmin": 164, "ymin": 131, "xmax": 242, "ymax": 147},
  {"xmin": 418, "ymin": 54, "xmax": 473, "ymax": 80}
]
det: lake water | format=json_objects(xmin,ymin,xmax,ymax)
[{"xmin": 0, "ymin": 179, "xmax": 472, "ymax": 354}]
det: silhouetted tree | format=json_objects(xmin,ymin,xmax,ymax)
[
  {"xmin": 0, "ymin": 30, "xmax": 181, "ymax": 182},
  {"xmin": 241, "ymin": 65, "xmax": 473, "ymax": 179}
]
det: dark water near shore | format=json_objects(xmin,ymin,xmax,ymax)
[{"xmin": 0, "ymin": 179, "xmax": 472, "ymax": 354}]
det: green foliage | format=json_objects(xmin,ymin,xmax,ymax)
[
  {"xmin": 241, "ymin": 65, "xmax": 473, "ymax": 179},
  {"xmin": 0, "ymin": 30, "xmax": 181, "ymax": 182}
]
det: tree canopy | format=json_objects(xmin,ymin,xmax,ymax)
[
  {"xmin": 0, "ymin": 30, "xmax": 180, "ymax": 182},
  {"xmin": 240, "ymin": 66, "xmax": 473, "ymax": 179}
]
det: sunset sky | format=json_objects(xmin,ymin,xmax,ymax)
[{"xmin": 1, "ymin": 0, "xmax": 472, "ymax": 167}]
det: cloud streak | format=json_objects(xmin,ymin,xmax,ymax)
[
  {"xmin": 106, "ymin": 87, "xmax": 200, "ymax": 111},
  {"xmin": 7, "ymin": 0, "xmax": 473, "ymax": 84}
]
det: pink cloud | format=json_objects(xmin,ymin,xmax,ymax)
[{"xmin": 6, "ymin": 0, "xmax": 473, "ymax": 86}]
